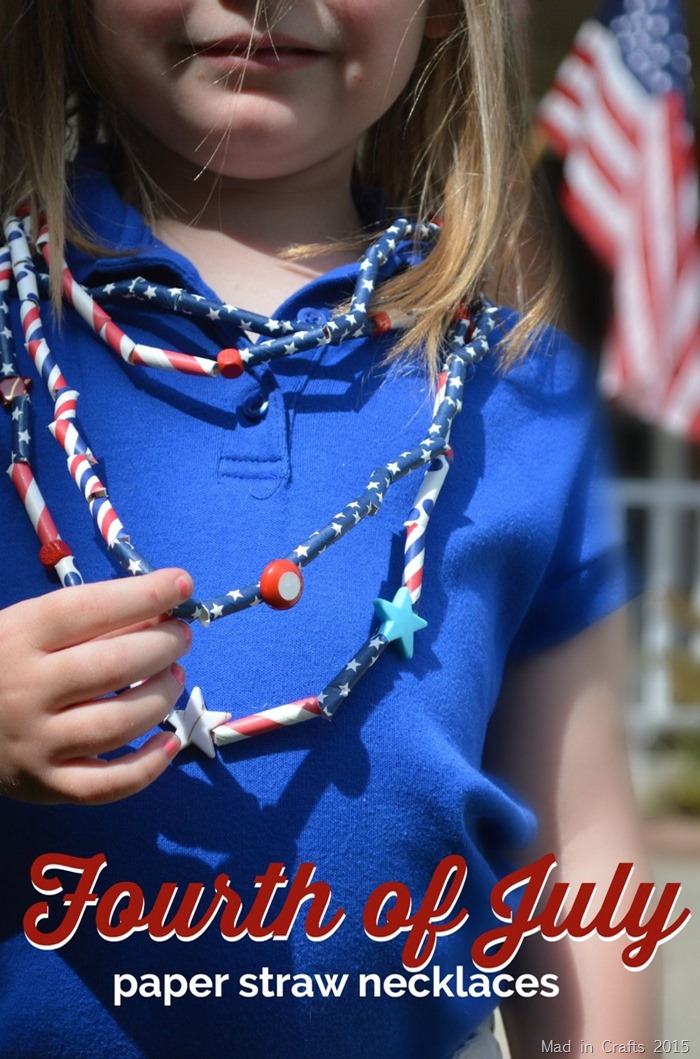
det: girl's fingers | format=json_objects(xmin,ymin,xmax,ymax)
[
  {"xmin": 95, "ymin": 612, "xmax": 170, "ymax": 642},
  {"xmin": 28, "ymin": 568, "xmax": 194, "ymax": 652},
  {"xmin": 44, "ymin": 729, "xmax": 182, "ymax": 806},
  {"xmin": 46, "ymin": 666, "xmax": 187, "ymax": 761},
  {"xmin": 46, "ymin": 618, "xmax": 191, "ymax": 710}
]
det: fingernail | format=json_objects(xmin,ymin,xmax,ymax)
[
  {"xmin": 179, "ymin": 621, "xmax": 192, "ymax": 648},
  {"xmin": 171, "ymin": 662, "xmax": 186, "ymax": 687},
  {"xmin": 175, "ymin": 574, "xmax": 193, "ymax": 600},
  {"xmin": 164, "ymin": 734, "xmax": 181, "ymax": 759}
]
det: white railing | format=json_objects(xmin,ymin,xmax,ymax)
[{"xmin": 619, "ymin": 455, "xmax": 700, "ymax": 740}]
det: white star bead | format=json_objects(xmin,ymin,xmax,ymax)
[{"xmin": 165, "ymin": 686, "xmax": 231, "ymax": 759}]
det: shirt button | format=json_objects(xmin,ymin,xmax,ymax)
[
  {"xmin": 296, "ymin": 307, "xmax": 330, "ymax": 328},
  {"xmin": 240, "ymin": 392, "xmax": 269, "ymax": 423}
]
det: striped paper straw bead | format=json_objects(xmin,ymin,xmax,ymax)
[
  {"xmin": 54, "ymin": 388, "xmax": 80, "ymax": 420},
  {"xmin": 213, "ymin": 697, "xmax": 324, "ymax": 745},
  {"xmin": 67, "ymin": 452, "xmax": 106, "ymax": 502},
  {"xmin": 50, "ymin": 419, "xmax": 95, "ymax": 461},
  {"xmin": 7, "ymin": 462, "xmax": 60, "ymax": 543}
]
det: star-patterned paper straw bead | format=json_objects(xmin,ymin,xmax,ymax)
[
  {"xmin": 91, "ymin": 276, "xmax": 294, "ymax": 340},
  {"xmin": 318, "ymin": 633, "xmax": 389, "ymax": 719},
  {"xmin": 110, "ymin": 537, "xmax": 155, "ymax": 577},
  {"xmin": 9, "ymin": 392, "xmax": 32, "ymax": 463}
]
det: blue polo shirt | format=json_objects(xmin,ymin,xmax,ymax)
[{"xmin": 0, "ymin": 153, "xmax": 626, "ymax": 1058}]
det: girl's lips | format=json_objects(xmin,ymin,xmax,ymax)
[{"xmin": 191, "ymin": 39, "xmax": 325, "ymax": 72}]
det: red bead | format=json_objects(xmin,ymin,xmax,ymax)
[
  {"xmin": 38, "ymin": 539, "xmax": 72, "ymax": 569},
  {"xmin": 217, "ymin": 348, "xmax": 244, "ymax": 379},
  {"xmin": 260, "ymin": 559, "xmax": 303, "ymax": 610},
  {"xmin": 370, "ymin": 311, "xmax": 392, "ymax": 336}
]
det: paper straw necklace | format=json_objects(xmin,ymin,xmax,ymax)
[{"xmin": 1, "ymin": 212, "xmax": 498, "ymax": 758}]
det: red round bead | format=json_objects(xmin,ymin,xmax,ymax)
[
  {"xmin": 38, "ymin": 539, "xmax": 72, "ymax": 569},
  {"xmin": 260, "ymin": 559, "xmax": 304, "ymax": 611},
  {"xmin": 217, "ymin": 348, "xmax": 244, "ymax": 379}
]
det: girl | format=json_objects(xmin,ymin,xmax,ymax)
[{"xmin": 0, "ymin": 1, "xmax": 656, "ymax": 1056}]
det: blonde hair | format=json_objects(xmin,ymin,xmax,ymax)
[{"xmin": 0, "ymin": 0, "xmax": 554, "ymax": 373}]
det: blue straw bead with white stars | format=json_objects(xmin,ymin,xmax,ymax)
[
  {"xmin": 109, "ymin": 536, "xmax": 155, "ymax": 576},
  {"xmin": 318, "ymin": 633, "xmax": 389, "ymax": 719},
  {"xmin": 199, "ymin": 583, "xmax": 262, "ymax": 621},
  {"xmin": 10, "ymin": 394, "xmax": 31, "ymax": 462},
  {"xmin": 432, "ymin": 393, "xmax": 459, "ymax": 436},
  {"xmin": 169, "ymin": 597, "xmax": 202, "ymax": 622},
  {"xmin": 93, "ymin": 278, "xmax": 285, "ymax": 341}
]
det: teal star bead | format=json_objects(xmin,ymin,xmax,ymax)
[{"xmin": 373, "ymin": 586, "xmax": 428, "ymax": 659}]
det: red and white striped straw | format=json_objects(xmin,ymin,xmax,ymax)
[
  {"xmin": 7, "ymin": 462, "xmax": 61, "ymax": 545},
  {"xmin": 213, "ymin": 696, "xmax": 324, "ymax": 745},
  {"xmin": 37, "ymin": 226, "xmax": 217, "ymax": 378}
]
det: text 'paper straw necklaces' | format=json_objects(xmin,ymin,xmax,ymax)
[{"xmin": 1, "ymin": 212, "xmax": 498, "ymax": 758}]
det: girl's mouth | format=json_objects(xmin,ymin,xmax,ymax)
[{"xmin": 192, "ymin": 39, "xmax": 325, "ymax": 73}]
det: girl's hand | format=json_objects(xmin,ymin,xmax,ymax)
[{"xmin": 0, "ymin": 568, "xmax": 194, "ymax": 805}]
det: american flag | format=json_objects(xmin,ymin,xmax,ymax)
[{"xmin": 538, "ymin": 0, "xmax": 700, "ymax": 440}]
